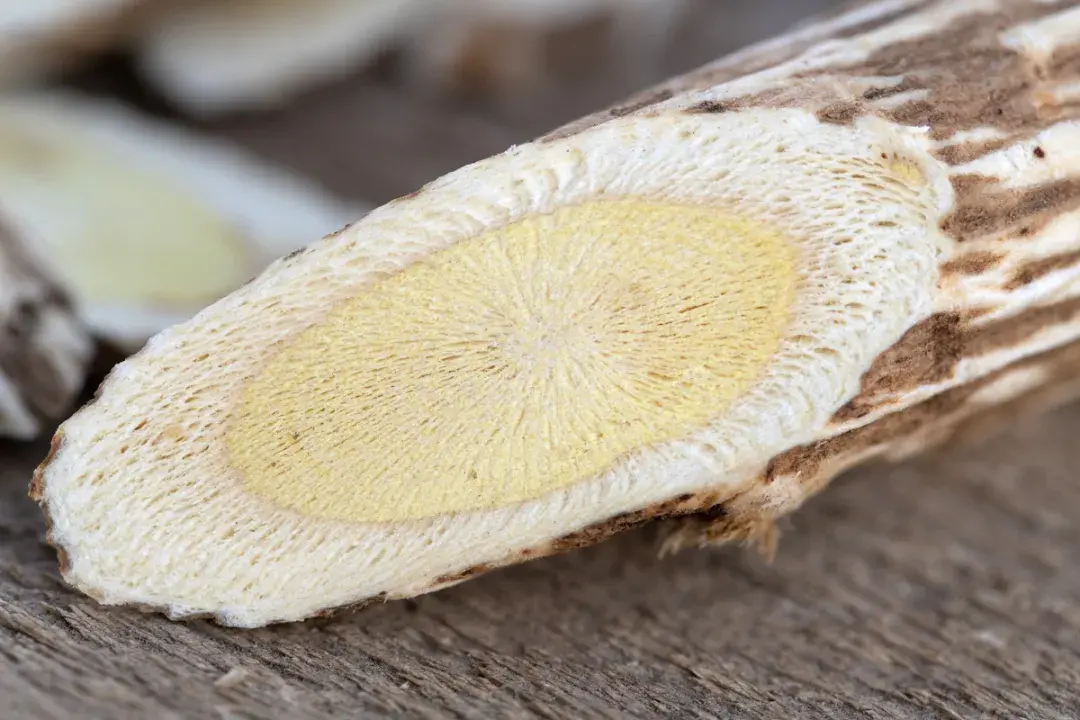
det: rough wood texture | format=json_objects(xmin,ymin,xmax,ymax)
[
  {"xmin": 0, "ymin": 222, "xmax": 93, "ymax": 440},
  {"xmin": 4, "ymin": 405, "xmax": 1080, "ymax": 718}
]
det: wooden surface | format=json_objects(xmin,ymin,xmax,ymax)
[
  {"xmin": 5, "ymin": 1, "xmax": 1080, "ymax": 717},
  {"xmin": 5, "ymin": 405, "xmax": 1080, "ymax": 718}
]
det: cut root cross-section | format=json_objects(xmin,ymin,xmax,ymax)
[{"xmin": 33, "ymin": 0, "xmax": 1080, "ymax": 627}]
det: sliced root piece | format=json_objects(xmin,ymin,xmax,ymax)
[
  {"xmin": 0, "ymin": 92, "xmax": 363, "ymax": 350},
  {"xmin": 0, "ymin": 220, "xmax": 93, "ymax": 440},
  {"xmin": 33, "ymin": 110, "xmax": 951, "ymax": 625},
  {"xmin": 136, "ymin": 0, "xmax": 431, "ymax": 116},
  {"xmin": 0, "ymin": 0, "xmax": 143, "ymax": 86},
  {"xmin": 34, "ymin": 0, "xmax": 1080, "ymax": 628}
]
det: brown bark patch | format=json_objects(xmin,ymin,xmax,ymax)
[
  {"xmin": 832, "ymin": 313, "xmax": 964, "ymax": 422},
  {"xmin": 941, "ymin": 251, "xmax": 1004, "ymax": 277},
  {"xmin": 816, "ymin": 101, "xmax": 865, "ymax": 125},
  {"xmin": 1004, "ymin": 249, "xmax": 1080, "ymax": 290},
  {"xmin": 774, "ymin": 335, "xmax": 1080, "ymax": 488},
  {"xmin": 966, "ymin": 295, "xmax": 1080, "ymax": 358},
  {"xmin": 940, "ymin": 177, "xmax": 1080, "ymax": 242},
  {"xmin": 861, "ymin": 76, "xmax": 922, "ymax": 101},
  {"xmin": 688, "ymin": 99, "xmax": 737, "ymax": 114},
  {"xmin": 777, "ymin": 370, "xmax": 991, "ymax": 484},
  {"xmin": 836, "ymin": 294, "xmax": 1080, "ymax": 423},
  {"xmin": 547, "ymin": 492, "xmax": 711, "ymax": 554},
  {"xmin": 840, "ymin": 7, "xmax": 1062, "ymax": 141},
  {"xmin": 936, "ymin": 137, "xmax": 1013, "ymax": 166}
]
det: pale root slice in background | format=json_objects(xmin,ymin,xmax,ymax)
[
  {"xmin": 134, "ymin": 0, "xmax": 687, "ymax": 115},
  {"xmin": 0, "ymin": 92, "xmax": 364, "ymax": 351},
  {"xmin": 136, "ymin": 0, "xmax": 432, "ymax": 116},
  {"xmin": 0, "ymin": 221, "xmax": 93, "ymax": 440},
  {"xmin": 0, "ymin": 0, "xmax": 144, "ymax": 87},
  {"xmin": 33, "ymin": 0, "xmax": 1080, "ymax": 627}
]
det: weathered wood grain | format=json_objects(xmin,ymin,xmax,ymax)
[{"xmin": 5, "ymin": 404, "xmax": 1080, "ymax": 718}]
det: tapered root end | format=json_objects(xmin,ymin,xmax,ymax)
[{"xmin": 36, "ymin": 108, "xmax": 950, "ymax": 627}]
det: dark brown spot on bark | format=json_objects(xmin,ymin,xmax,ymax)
[
  {"xmin": 688, "ymin": 99, "xmax": 736, "ymax": 114},
  {"xmin": 696, "ymin": 503, "xmax": 728, "ymax": 520},
  {"xmin": 1005, "ymin": 250, "xmax": 1080, "ymax": 290},
  {"xmin": 1034, "ymin": 146, "xmax": 1046, "ymax": 159}
]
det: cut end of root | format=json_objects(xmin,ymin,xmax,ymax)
[{"xmin": 36, "ymin": 108, "xmax": 949, "ymax": 627}]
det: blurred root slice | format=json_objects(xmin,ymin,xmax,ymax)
[
  {"xmin": 135, "ymin": 0, "xmax": 687, "ymax": 116},
  {"xmin": 136, "ymin": 0, "xmax": 431, "ymax": 116},
  {"xmin": 0, "ymin": 221, "xmax": 93, "ymax": 440},
  {"xmin": 0, "ymin": 0, "xmax": 145, "ymax": 87},
  {"xmin": 0, "ymin": 92, "xmax": 364, "ymax": 350}
]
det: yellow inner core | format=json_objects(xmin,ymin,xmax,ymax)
[{"xmin": 227, "ymin": 198, "xmax": 797, "ymax": 524}]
